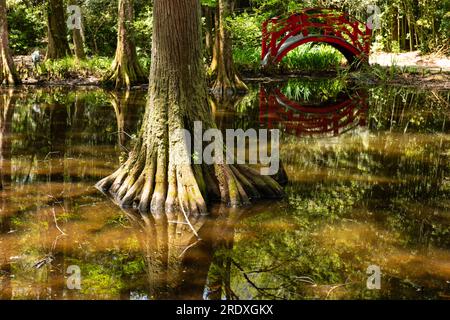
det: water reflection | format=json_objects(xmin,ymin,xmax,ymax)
[
  {"xmin": 120, "ymin": 205, "xmax": 247, "ymax": 300},
  {"xmin": 2, "ymin": 88, "xmax": 145, "ymax": 186},
  {"xmin": 109, "ymin": 91, "xmax": 143, "ymax": 150},
  {"xmin": 0, "ymin": 84, "xmax": 449, "ymax": 300},
  {"xmin": 260, "ymin": 79, "xmax": 368, "ymax": 138},
  {"xmin": 0, "ymin": 89, "xmax": 14, "ymax": 191},
  {"xmin": 0, "ymin": 90, "xmax": 14, "ymax": 299},
  {"xmin": 260, "ymin": 82, "xmax": 368, "ymax": 137}
]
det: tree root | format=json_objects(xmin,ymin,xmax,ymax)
[
  {"xmin": 102, "ymin": 59, "xmax": 146, "ymax": 90},
  {"xmin": 211, "ymin": 73, "xmax": 248, "ymax": 97},
  {"xmin": 96, "ymin": 137, "xmax": 283, "ymax": 217},
  {"xmin": 0, "ymin": 55, "xmax": 21, "ymax": 85}
]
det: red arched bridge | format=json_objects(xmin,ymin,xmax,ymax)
[{"xmin": 261, "ymin": 8, "xmax": 372, "ymax": 68}]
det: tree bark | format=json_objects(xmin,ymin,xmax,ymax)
[
  {"xmin": 73, "ymin": 29, "xmax": 85, "ymax": 60},
  {"xmin": 209, "ymin": 5, "xmax": 220, "ymax": 72},
  {"xmin": 46, "ymin": 0, "xmax": 71, "ymax": 60},
  {"xmin": 209, "ymin": 0, "xmax": 247, "ymax": 97},
  {"xmin": 96, "ymin": 0, "xmax": 282, "ymax": 218},
  {"xmin": 103, "ymin": 0, "xmax": 146, "ymax": 89},
  {"xmin": 0, "ymin": 0, "xmax": 20, "ymax": 85},
  {"xmin": 203, "ymin": 5, "xmax": 214, "ymax": 60}
]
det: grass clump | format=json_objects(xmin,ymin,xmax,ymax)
[
  {"xmin": 38, "ymin": 56, "xmax": 113, "ymax": 80},
  {"xmin": 233, "ymin": 43, "xmax": 344, "ymax": 74}
]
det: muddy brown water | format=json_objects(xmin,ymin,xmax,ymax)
[{"xmin": 0, "ymin": 80, "xmax": 449, "ymax": 300}]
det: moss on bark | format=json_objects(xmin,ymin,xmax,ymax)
[{"xmin": 46, "ymin": 0, "xmax": 71, "ymax": 60}]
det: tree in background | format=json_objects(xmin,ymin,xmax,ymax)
[
  {"xmin": 209, "ymin": 0, "xmax": 247, "ymax": 96},
  {"xmin": 97, "ymin": 0, "xmax": 282, "ymax": 217},
  {"xmin": 46, "ymin": 0, "xmax": 71, "ymax": 59},
  {"xmin": 103, "ymin": 0, "xmax": 146, "ymax": 89},
  {"xmin": 81, "ymin": 0, "xmax": 119, "ymax": 56},
  {"xmin": 0, "ymin": 0, "xmax": 20, "ymax": 84},
  {"xmin": 202, "ymin": 3, "xmax": 215, "ymax": 59}
]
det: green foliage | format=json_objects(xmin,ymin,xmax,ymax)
[
  {"xmin": 81, "ymin": 0, "xmax": 153, "ymax": 57},
  {"xmin": 201, "ymin": 0, "xmax": 217, "ymax": 7},
  {"xmin": 38, "ymin": 56, "xmax": 112, "ymax": 80},
  {"xmin": 7, "ymin": 1, "xmax": 46, "ymax": 54},
  {"xmin": 6, "ymin": 0, "xmax": 153, "ymax": 58},
  {"xmin": 233, "ymin": 47, "xmax": 262, "ymax": 73},
  {"xmin": 133, "ymin": 7, "xmax": 153, "ymax": 58},
  {"xmin": 233, "ymin": 44, "xmax": 343, "ymax": 73},
  {"xmin": 227, "ymin": 12, "xmax": 263, "ymax": 72},
  {"xmin": 80, "ymin": 0, "xmax": 118, "ymax": 56},
  {"xmin": 5, "ymin": 0, "xmax": 448, "ymax": 81},
  {"xmin": 439, "ymin": 11, "xmax": 450, "ymax": 47},
  {"xmin": 281, "ymin": 44, "xmax": 343, "ymax": 71},
  {"xmin": 230, "ymin": 12, "xmax": 263, "ymax": 51},
  {"xmin": 281, "ymin": 78, "xmax": 347, "ymax": 103},
  {"xmin": 376, "ymin": 0, "xmax": 449, "ymax": 53}
]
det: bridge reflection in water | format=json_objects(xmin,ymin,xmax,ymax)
[{"xmin": 259, "ymin": 81, "xmax": 368, "ymax": 138}]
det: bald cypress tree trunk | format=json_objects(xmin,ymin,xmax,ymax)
[
  {"xmin": 209, "ymin": 0, "xmax": 247, "ymax": 97},
  {"xmin": 0, "ymin": 0, "xmax": 20, "ymax": 85},
  {"xmin": 103, "ymin": 0, "xmax": 146, "ymax": 89},
  {"xmin": 46, "ymin": 0, "xmax": 71, "ymax": 60},
  {"xmin": 73, "ymin": 28, "xmax": 85, "ymax": 60},
  {"xmin": 97, "ymin": 0, "xmax": 282, "ymax": 217},
  {"xmin": 203, "ymin": 5, "xmax": 214, "ymax": 60}
]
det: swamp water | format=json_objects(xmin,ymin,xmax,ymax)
[{"xmin": 0, "ymin": 79, "xmax": 449, "ymax": 300}]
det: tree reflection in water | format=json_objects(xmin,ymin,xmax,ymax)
[
  {"xmin": 0, "ymin": 89, "xmax": 15, "ymax": 300},
  {"xmin": 0, "ymin": 84, "xmax": 448, "ymax": 300},
  {"xmin": 121, "ymin": 204, "xmax": 244, "ymax": 300}
]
